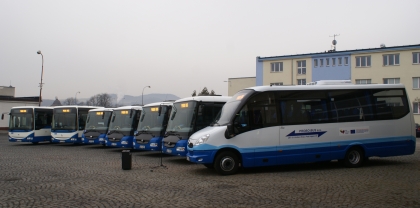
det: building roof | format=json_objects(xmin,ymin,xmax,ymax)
[
  {"xmin": 0, "ymin": 96, "xmax": 39, "ymax": 102},
  {"xmin": 257, "ymin": 44, "xmax": 420, "ymax": 61}
]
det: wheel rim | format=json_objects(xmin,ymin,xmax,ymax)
[
  {"xmin": 348, "ymin": 150, "xmax": 361, "ymax": 164},
  {"xmin": 220, "ymin": 156, "xmax": 235, "ymax": 171}
]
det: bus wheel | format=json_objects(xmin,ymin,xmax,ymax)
[
  {"xmin": 214, "ymin": 151, "xmax": 239, "ymax": 175},
  {"xmin": 203, "ymin": 164, "xmax": 214, "ymax": 169},
  {"xmin": 344, "ymin": 147, "xmax": 364, "ymax": 168}
]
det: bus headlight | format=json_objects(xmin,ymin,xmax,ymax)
[
  {"xmin": 150, "ymin": 143, "xmax": 158, "ymax": 147},
  {"xmin": 195, "ymin": 134, "xmax": 210, "ymax": 146},
  {"xmin": 176, "ymin": 147, "xmax": 185, "ymax": 152}
]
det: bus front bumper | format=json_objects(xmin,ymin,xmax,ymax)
[{"xmin": 186, "ymin": 150, "xmax": 216, "ymax": 164}]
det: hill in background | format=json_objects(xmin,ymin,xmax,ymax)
[{"xmin": 41, "ymin": 93, "xmax": 180, "ymax": 106}]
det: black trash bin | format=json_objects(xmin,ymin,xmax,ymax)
[{"xmin": 121, "ymin": 150, "xmax": 132, "ymax": 170}]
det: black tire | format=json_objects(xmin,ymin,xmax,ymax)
[
  {"xmin": 343, "ymin": 147, "xmax": 364, "ymax": 168},
  {"xmin": 203, "ymin": 164, "xmax": 214, "ymax": 169},
  {"xmin": 214, "ymin": 151, "xmax": 240, "ymax": 175}
]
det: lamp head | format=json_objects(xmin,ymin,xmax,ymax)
[{"xmin": 37, "ymin": 50, "xmax": 42, "ymax": 55}]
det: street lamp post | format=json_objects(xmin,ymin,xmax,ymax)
[
  {"xmin": 142, "ymin": 86, "xmax": 151, "ymax": 106},
  {"xmin": 75, "ymin": 91, "xmax": 80, "ymax": 105},
  {"xmin": 37, "ymin": 50, "xmax": 44, "ymax": 106}
]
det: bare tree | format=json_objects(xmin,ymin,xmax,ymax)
[
  {"xmin": 86, "ymin": 93, "xmax": 113, "ymax": 107},
  {"xmin": 62, "ymin": 97, "xmax": 77, "ymax": 105}
]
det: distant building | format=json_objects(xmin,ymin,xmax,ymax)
[
  {"xmin": 0, "ymin": 86, "xmax": 39, "ymax": 130},
  {"xmin": 50, "ymin": 97, "xmax": 62, "ymax": 106}
]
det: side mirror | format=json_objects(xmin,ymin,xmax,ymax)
[
  {"xmin": 170, "ymin": 111, "xmax": 176, "ymax": 120},
  {"xmin": 1, "ymin": 114, "xmax": 4, "ymax": 120},
  {"xmin": 158, "ymin": 106, "xmax": 162, "ymax": 116},
  {"xmin": 140, "ymin": 113, "xmax": 145, "ymax": 122},
  {"xmin": 225, "ymin": 123, "xmax": 235, "ymax": 139}
]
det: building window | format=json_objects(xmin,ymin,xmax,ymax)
[
  {"xmin": 270, "ymin": 82, "xmax": 283, "ymax": 86},
  {"xmin": 356, "ymin": 79, "xmax": 371, "ymax": 84},
  {"xmin": 344, "ymin": 57, "xmax": 349, "ymax": 65},
  {"xmin": 413, "ymin": 52, "xmax": 420, "ymax": 64},
  {"xmin": 320, "ymin": 59, "xmax": 324, "ymax": 67},
  {"xmin": 383, "ymin": 54, "xmax": 400, "ymax": 66},
  {"xmin": 413, "ymin": 103, "xmax": 420, "ymax": 114},
  {"xmin": 384, "ymin": 78, "xmax": 400, "ymax": 84},
  {"xmin": 297, "ymin": 79, "xmax": 306, "ymax": 85},
  {"xmin": 413, "ymin": 77, "xmax": 420, "ymax": 89},
  {"xmin": 326, "ymin": 58, "xmax": 330, "ymax": 66},
  {"xmin": 332, "ymin": 58, "xmax": 336, "ymax": 66},
  {"xmin": 338, "ymin": 57, "xmax": 342, "ymax": 66},
  {"xmin": 271, "ymin": 62, "xmax": 283, "ymax": 72},
  {"xmin": 356, "ymin": 56, "xmax": 371, "ymax": 67},
  {"xmin": 314, "ymin": 59, "xmax": 318, "ymax": 67},
  {"xmin": 297, "ymin": 60, "xmax": 306, "ymax": 74}
]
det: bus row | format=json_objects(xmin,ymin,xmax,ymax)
[
  {"xmin": 3, "ymin": 82, "xmax": 417, "ymax": 175},
  {"xmin": 2, "ymin": 95, "xmax": 230, "ymax": 157}
]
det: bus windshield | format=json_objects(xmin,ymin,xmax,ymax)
[
  {"xmin": 138, "ymin": 106, "xmax": 170, "ymax": 133},
  {"xmin": 9, "ymin": 108, "xmax": 33, "ymax": 131},
  {"xmin": 109, "ymin": 110, "xmax": 138, "ymax": 133},
  {"xmin": 52, "ymin": 108, "xmax": 77, "ymax": 131},
  {"xmin": 214, "ymin": 90, "xmax": 254, "ymax": 125},
  {"xmin": 85, "ymin": 111, "xmax": 112, "ymax": 134},
  {"xmin": 166, "ymin": 101, "xmax": 197, "ymax": 134}
]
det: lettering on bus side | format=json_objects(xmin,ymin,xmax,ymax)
[{"xmin": 286, "ymin": 129, "xmax": 327, "ymax": 139}]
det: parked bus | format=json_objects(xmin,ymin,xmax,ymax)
[
  {"xmin": 186, "ymin": 83, "xmax": 415, "ymax": 175},
  {"xmin": 133, "ymin": 102, "xmax": 173, "ymax": 151},
  {"xmin": 82, "ymin": 108, "xmax": 114, "ymax": 145},
  {"xmin": 104, "ymin": 106, "xmax": 142, "ymax": 149},
  {"xmin": 2, "ymin": 106, "xmax": 53, "ymax": 144},
  {"xmin": 162, "ymin": 96, "xmax": 230, "ymax": 157},
  {"xmin": 51, "ymin": 106, "xmax": 102, "ymax": 144}
]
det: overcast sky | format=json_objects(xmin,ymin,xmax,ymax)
[{"xmin": 1, "ymin": 0, "xmax": 419, "ymax": 102}]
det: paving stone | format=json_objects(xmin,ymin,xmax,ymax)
[{"xmin": 0, "ymin": 133, "xmax": 419, "ymax": 207}]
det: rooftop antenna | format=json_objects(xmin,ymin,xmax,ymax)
[{"xmin": 330, "ymin": 34, "xmax": 340, "ymax": 51}]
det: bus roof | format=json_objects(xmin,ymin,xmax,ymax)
[
  {"xmin": 175, "ymin": 96, "xmax": 231, "ymax": 103},
  {"xmin": 113, "ymin": 106, "xmax": 143, "ymax": 111},
  {"xmin": 53, "ymin": 106, "xmax": 103, "ymax": 109},
  {"xmin": 247, "ymin": 84, "xmax": 406, "ymax": 92},
  {"xmin": 11, "ymin": 106, "xmax": 53, "ymax": 110},
  {"xmin": 143, "ymin": 101, "xmax": 174, "ymax": 107},
  {"xmin": 88, "ymin": 108, "xmax": 114, "ymax": 112}
]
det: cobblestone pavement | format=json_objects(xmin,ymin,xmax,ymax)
[{"xmin": 0, "ymin": 133, "xmax": 419, "ymax": 208}]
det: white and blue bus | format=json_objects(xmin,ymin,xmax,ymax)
[
  {"xmin": 162, "ymin": 96, "xmax": 230, "ymax": 157},
  {"xmin": 82, "ymin": 108, "xmax": 114, "ymax": 145},
  {"xmin": 104, "ymin": 106, "xmax": 142, "ymax": 149},
  {"xmin": 186, "ymin": 83, "xmax": 415, "ymax": 175},
  {"xmin": 133, "ymin": 102, "xmax": 173, "ymax": 151},
  {"xmin": 2, "ymin": 106, "xmax": 53, "ymax": 144},
  {"xmin": 51, "ymin": 106, "xmax": 102, "ymax": 144}
]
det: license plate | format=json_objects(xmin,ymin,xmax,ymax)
[
  {"xmin": 111, "ymin": 143, "xmax": 117, "ymax": 146},
  {"xmin": 89, "ymin": 140, "xmax": 94, "ymax": 143},
  {"xmin": 60, "ymin": 141, "xmax": 65, "ymax": 143},
  {"xmin": 166, "ymin": 149, "xmax": 172, "ymax": 153},
  {"xmin": 186, "ymin": 156, "xmax": 190, "ymax": 161},
  {"xmin": 140, "ymin": 145, "xmax": 145, "ymax": 149},
  {"xmin": 16, "ymin": 140, "xmax": 21, "ymax": 142}
]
